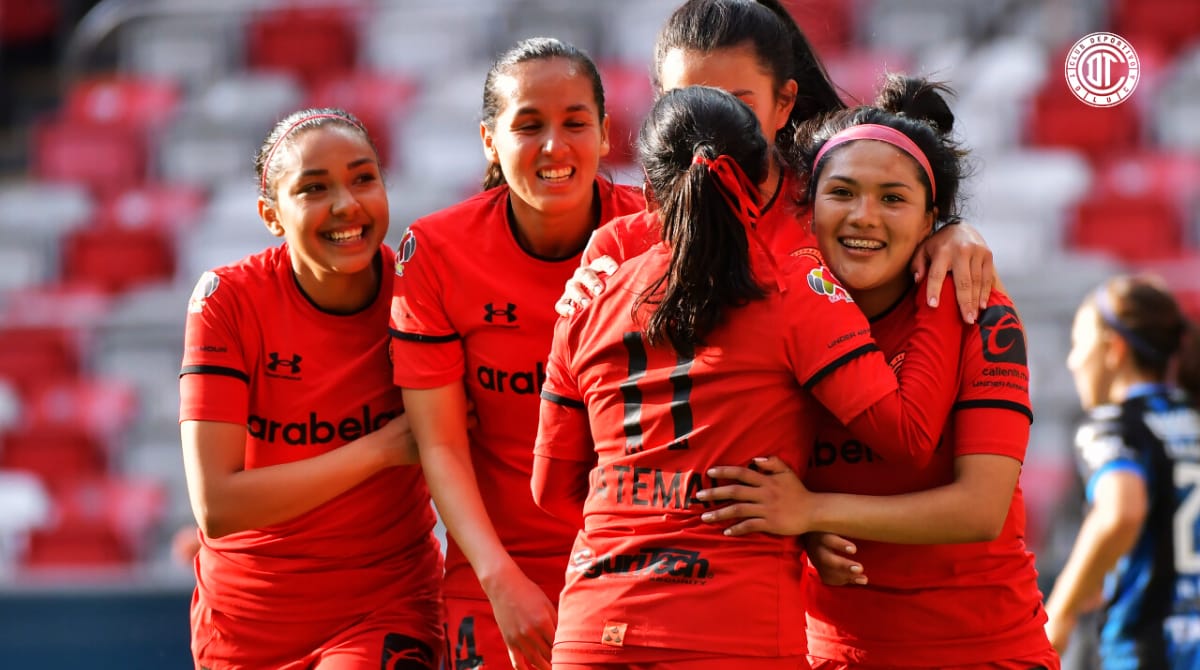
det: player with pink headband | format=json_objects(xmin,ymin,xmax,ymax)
[
  {"xmin": 180, "ymin": 107, "xmax": 446, "ymax": 669},
  {"xmin": 698, "ymin": 76, "xmax": 1059, "ymax": 669}
]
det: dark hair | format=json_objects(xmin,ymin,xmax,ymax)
[
  {"xmin": 480, "ymin": 37, "xmax": 606, "ymax": 190},
  {"xmin": 635, "ymin": 85, "xmax": 769, "ymax": 352},
  {"xmin": 1092, "ymin": 275, "xmax": 1200, "ymax": 398},
  {"xmin": 652, "ymin": 0, "xmax": 844, "ymax": 161},
  {"xmin": 796, "ymin": 74, "xmax": 968, "ymax": 220},
  {"xmin": 255, "ymin": 107, "xmax": 376, "ymax": 202}
]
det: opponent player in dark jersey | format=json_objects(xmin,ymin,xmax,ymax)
[
  {"xmin": 1046, "ymin": 275, "xmax": 1200, "ymax": 668},
  {"xmin": 697, "ymin": 76, "xmax": 1058, "ymax": 669},
  {"xmin": 389, "ymin": 38, "xmax": 645, "ymax": 670},
  {"xmin": 534, "ymin": 84, "xmax": 966, "ymax": 669},
  {"xmin": 559, "ymin": 0, "xmax": 996, "ymax": 324},
  {"xmin": 180, "ymin": 109, "xmax": 444, "ymax": 669}
]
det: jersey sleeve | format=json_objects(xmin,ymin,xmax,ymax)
[
  {"xmin": 952, "ymin": 296, "xmax": 1034, "ymax": 460},
  {"xmin": 388, "ymin": 226, "xmax": 465, "ymax": 389},
  {"xmin": 1075, "ymin": 407, "xmax": 1146, "ymax": 502},
  {"xmin": 179, "ymin": 270, "xmax": 250, "ymax": 424},
  {"xmin": 781, "ymin": 253, "xmax": 894, "ymax": 423},
  {"xmin": 536, "ymin": 316, "xmax": 593, "ymax": 462},
  {"xmin": 793, "ymin": 268, "xmax": 964, "ymax": 466}
]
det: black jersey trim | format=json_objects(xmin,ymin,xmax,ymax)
[
  {"xmin": 953, "ymin": 399, "xmax": 1034, "ymax": 423},
  {"xmin": 541, "ymin": 390, "xmax": 586, "ymax": 409},
  {"xmin": 389, "ymin": 327, "xmax": 460, "ymax": 343},
  {"xmin": 802, "ymin": 343, "xmax": 880, "ymax": 390},
  {"xmin": 179, "ymin": 365, "xmax": 250, "ymax": 383}
]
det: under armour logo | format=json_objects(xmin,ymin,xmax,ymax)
[
  {"xmin": 601, "ymin": 621, "xmax": 627, "ymax": 647},
  {"xmin": 266, "ymin": 352, "xmax": 302, "ymax": 374},
  {"xmin": 483, "ymin": 303, "xmax": 517, "ymax": 323}
]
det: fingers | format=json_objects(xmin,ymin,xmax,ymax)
[
  {"xmin": 909, "ymin": 245, "xmax": 930, "ymax": 284},
  {"xmin": 723, "ymin": 518, "xmax": 769, "ymax": 536},
  {"xmin": 923, "ymin": 252, "xmax": 950, "ymax": 310},
  {"xmin": 816, "ymin": 532, "xmax": 858, "ymax": 555},
  {"xmin": 749, "ymin": 455, "xmax": 791, "ymax": 475},
  {"xmin": 977, "ymin": 254, "xmax": 995, "ymax": 311},
  {"xmin": 700, "ymin": 502, "xmax": 760, "ymax": 524},
  {"xmin": 806, "ymin": 542, "xmax": 868, "ymax": 586},
  {"xmin": 588, "ymin": 255, "xmax": 619, "ymax": 275},
  {"xmin": 695, "ymin": 484, "xmax": 760, "ymax": 504},
  {"xmin": 703, "ymin": 466, "xmax": 766, "ymax": 486}
]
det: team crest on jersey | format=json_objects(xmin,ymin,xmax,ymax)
[
  {"xmin": 393, "ymin": 229, "xmax": 417, "ymax": 277},
  {"xmin": 806, "ymin": 267, "xmax": 853, "ymax": 303},
  {"xmin": 187, "ymin": 271, "xmax": 220, "ymax": 314}
]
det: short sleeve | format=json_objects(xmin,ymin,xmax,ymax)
[
  {"xmin": 781, "ymin": 253, "xmax": 895, "ymax": 424},
  {"xmin": 952, "ymin": 297, "xmax": 1034, "ymax": 459},
  {"xmin": 179, "ymin": 270, "xmax": 250, "ymax": 424},
  {"xmin": 535, "ymin": 315, "xmax": 592, "ymax": 461},
  {"xmin": 1075, "ymin": 408, "xmax": 1146, "ymax": 502},
  {"xmin": 389, "ymin": 226, "xmax": 465, "ymax": 389}
]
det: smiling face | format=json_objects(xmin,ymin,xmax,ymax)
[
  {"xmin": 480, "ymin": 57, "xmax": 610, "ymax": 223},
  {"xmin": 811, "ymin": 139, "xmax": 935, "ymax": 317},
  {"xmin": 258, "ymin": 124, "xmax": 388, "ymax": 282},
  {"xmin": 657, "ymin": 43, "xmax": 796, "ymax": 147}
]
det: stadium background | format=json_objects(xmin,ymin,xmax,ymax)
[{"xmin": 0, "ymin": 0, "xmax": 1196, "ymax": 667}]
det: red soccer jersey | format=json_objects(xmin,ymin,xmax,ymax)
[
  {"xmin": 803, "ymin": 290, "xmax": 1052, "ymax": 666},
  {"xmin": 389, "ymin": 178, "xmax": 645, "ymax": 601},
  {"xmin": 584, "ymin": 170, "xmax": 814, "ymax": 265},
  {"xmin": 179, "ymin": 244, "xmax": 442, "ymax": 623},
  {"xmin": 536, "ymin": 242, "xmax": 954, "ymax": 659}
]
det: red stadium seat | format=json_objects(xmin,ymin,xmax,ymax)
[
  {"xmin": 33, "ymin": 119, "xmax": 146, "ymax": 198},
  {"xmin": 23, "ymin": 476, "xmax": 166, "ymax": 568},
  {"xmin": 0, "ymin": 428, "xmax": 108, "ymax": 492},
  {"xmin": 1066, "ymin": 193, "xmax": 1184, "ymax": 263},
  {"xmin": 824, "ymin": 48, "xmax": 911, "ymax": 106},
  {"xmin": 1027, "ymin": 77, "xmax": 1141, "ymax": 158},
  {"xmin": 97, "ymin": 183, "xmax": 207, "ymax": 234},
  {"xmin": 21, "ymin": 377, "xmax": 139, "ymax": 439},
  {"xmin": 785, "ymin": 0, "xmax": 855, "ymax": 55},
  {"xmin": 61, "ymin": 76, "xmax": 182, "ymax": 130},
  {"xmin": 307, "ymin": 71, "xmax": 422, "ymax": 169},
  {"xmin": 597, "ymin": 62, "xmax": 655, "ymax": 167},
  {"xmin": 1114, "ymin": 0, "xmax": 1200, "ymax": 56},
  {"xmin": 61, "ymin": 225, "xmax": 177, "ymax": 293},
  {"xmin": 0, "ymin": 282, "xmax": 113, "ymax": 329},
  {"xmin": 246, "ymin": 5, "xmax": 362, "ymax": 86},
  {"xmin": 0, "ymin": 327, "xmax": 83, "ymax": 395}
]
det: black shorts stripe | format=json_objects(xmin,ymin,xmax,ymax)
[
  {"xmin": 389, "ymin": 327, "xmax": 460, "ymax": 344},
  {"xmin": 802, "ymin": 343, "xmax": 880, "ymax": 390},
  {"xmin": 953, "ymin": 398, "xmax": 1034, "ymax": 423},
  {"xmin": 541, "ymin": 390, "xmax": 586, "ymax": 409},
  {"xmin": 179, "ymin": 365, "xmax": 249, "ymax": 382}
]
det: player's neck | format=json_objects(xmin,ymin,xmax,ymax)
[
  {"xmin": 293, "ymin": 255, "xmax": 381, "ymax": 314},
  {"xmin": 508, "ymin": 191, "xmax": 600, "ymax": 260}
]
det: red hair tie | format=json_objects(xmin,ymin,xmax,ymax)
[{"xmin": 691, "ymin": 153, "xmax": 785, "ymax": 292}]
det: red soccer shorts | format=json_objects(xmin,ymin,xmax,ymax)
[{"xmin": 445, "ymin": 596, "xmax": 508, "ymax": 670}]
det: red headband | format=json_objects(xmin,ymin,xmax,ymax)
[
  {"xmin": 812, "ymin": 124, "xmax": 936, "ymax": 200},
  {"xmin": 691, "ymin": 153, "xmax": 784, "ymax": 292},
  {"xmin": 259, "ymin": 113, "xmax": 356, "ymax": 196}
]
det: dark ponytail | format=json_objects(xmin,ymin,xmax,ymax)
[
  {"xmin": 1094, "ymin": 275, "xmax": 1200, "ymax": 398},
  {"xmin": 796, "ymin": 73, "xmax": 968, "ymax": 220},
  {"xmin": 636, "ymin": 86, "xmax": 769, "ymax": 352}
]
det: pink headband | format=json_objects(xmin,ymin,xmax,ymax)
[
  {"xmin": 259, "ymin": 113, "xmax": 357, "ymax": 196},
  {"xmin": 812, "ymin": 124, "xmax": 936, "ymax": 200}
]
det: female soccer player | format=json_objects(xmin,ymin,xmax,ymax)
[
  {"xmin": 1045, "ymin": 275, "xmax": 1200, "ymax": 668},
  {"xmin": 388, "ymin": 38, "xmax": 645, "ymax": 670},
  {"xmin": 180, "ymin": 109, "xmax": 444, "ymax": 669},
  {"xmin": 559, "ymin": 0, "xmax": 996, "ymax": 323},
  {"xmin": 697, "ymin": 76, "xmax": 1059, "ymax": 669},
  {"xmin": 533, "ymin": 84, "xmax": 967, "ymax": 669}
]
